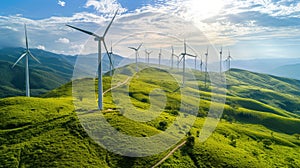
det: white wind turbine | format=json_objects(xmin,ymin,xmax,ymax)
[
  {"xmin": 178, "ymin": 40, "xmax": 196, "ymax": 86},
  {"xmin": 219, "ymin": 47, "xmax": 223, "ymax": 74},
  {"xmin": 158, "ymin": 48, "xmax": 162, "ymax": 67},
  {"xmin": 171, "ymin": 46, "xmax": 179, "ymax": 69},
  {"xmin": 145, "ymin": 49, "xmax": 152, "ymax": 65},
  {"xmin": 194, "ymin": 56, "xmax": 197, "ymax": 70},
  {"xmin": 12, "ymin": 24, "xmax": 41, "ymax": 97},
  {"xmin": 66, "ymin": 10, "xmax": 118, "ymax": 110},
  {"xmin": 107, "ymin": 41, "xmax": 114, "ymax": 76},
  {"xmin": 129, "ymin": 43, "xmax": 143, "ymax": 72},
  {"xmin": 204, "ymin": 47, "xmax": 209, "ymax": 87},
  {"xmin": 226, "ymin": 49, "xmax": 233, "ymax": 72},
  {"xmin": 199, "ymin": 58, "xmax": 203, "ymax": 72}
]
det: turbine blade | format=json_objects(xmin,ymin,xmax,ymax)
[
  {"xmin": 137, "ymin": 43, "xmax": 143, "ymax": 51},
  {"xmin": 66, "ymin": 24, "xmax": 100, "ymax": 38},
  {"xmin": 12, "ymin": 52, "xmax": 27, "ymax": 68},
  {"xmin": 128, "ymin": 47, "xmax": 137, "ymax": 51},
  {"xmin": 24, "ymin": 24, "xmax": 29, "ymax": 50},
  {"xmin": 103, "ymin": 41, "xmax": 114, "ymax": 69},
  {"xmin": 103, "ymin": 9, "xmax": 118, "ymax": 38},
  {"xmin": 186, "ymin": 53, "xmax": 196, "ymax": 57},
  {"xmin": 178, "ymin": 55, "xmax": 184, "ymax": 64},
  {"xmin": 28, "ymin": 51, "xmax": 41, "ymax": 64}
]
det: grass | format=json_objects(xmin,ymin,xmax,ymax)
[{"xmin": 1, "ymin": 65, "xmax": 300, "ymax": 167}]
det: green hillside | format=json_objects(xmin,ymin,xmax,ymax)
[
  {"xmin": 0, "ymin": 47, "xmax": 126, "ymax": 98},
  {"xmin": 1, "ymin": 65, "xmax": 300, "ymax": 167},
  {"xmin": 0, "ymin": 48, "xmax": 74, "ymax": 98}
]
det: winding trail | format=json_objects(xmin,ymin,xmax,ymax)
[
  {"xmin": 103, "ymin": 77, "xmax": 131, "ymax": 95},
  {"xmin": 151, "ymin": 140, "xmax": 187, "ymax": 168},
  {"xmin": 102, "ymin": 76, "xmax": 187, "ymax": 168}
]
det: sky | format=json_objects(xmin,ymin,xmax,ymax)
[{"xmin": 0, "ymin": 0, "xmax": 300, "ymax": 61}]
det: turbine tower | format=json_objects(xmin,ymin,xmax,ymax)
[
  {"xmin": 145, "ymin": 49, "xmax": 152, "ymax": 64},
  {"xmin": 199, "ymin": 59, "xmax": 203, "ymax": 72},
  {"xmin": 158, "ymin": 48, "xmax": 162, "ymax": 67},
  {"xmin": 12, "ymin": 24, "xmax": 41, "ymax": 97},
  {"xmin": 194, "ymin": 56, "xmax": 197, "ymax": 70},
  {"xmin": 219, "ymin": 47, "xmax": 223, "ymax": 74},
  {"xmin": 178, "ymin": 40, "xmax": 196, "ymax": 86},
  {"xmin": 204, "ymin": 47, "xmax": 209, "ymax": 87},
  {"xmin": 66, "ymin": 10, "xmax": 117, "ymax": 110},
  {"xmin": 171, "ymin": 46, "xmax": 179, "ymax": 69},
  {"xmin": 226, "ymin": 49, "xmax": 233, "ymax": 72},
  {"xmin": 129, "ymin": 43, "xmax": 143, "ymax": 72},
  {"xmin": 108, "ymin": 41, "xmax": 114, "ymax": 76}
]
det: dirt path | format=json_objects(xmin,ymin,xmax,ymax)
[
  {"xmin": 103, "ymin": 77, "xmax": 131, "ymax": 95},
  {"xmin": 151, "ymin": 140, "xmax": 187, "ymax": 168},
  {"xmin": 102, "ymin": 76, "xmax": 187, "ymax": 168}
]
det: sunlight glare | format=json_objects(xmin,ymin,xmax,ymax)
[{"xmin": 185, "ymin": 0, "xmax": 224, "ymax": 20}]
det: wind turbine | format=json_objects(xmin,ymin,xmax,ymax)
[
  {"xmin": 107, "ymin": 41, "xmax": 114, "ymax": 76},
  {"xmin": 204, "ymin": 47, "xmax": 209, "ymax": 87},
  {"xmin": 129, "ymin": 43, "xmax": 143, "ymax": 72},
  {"xmin": 171, "ymin": 46, "xmax": 179, "ymax": 69},
  {"xmin": 219, "ymin": 47, "xmax": 223, "ymax": 74},
  {"xmin": 199, "ymin": 59, "xmax": 203, "ymax": 72},
  {"xmin": 178, "ymin": 40, "xmax": 196, "ymax": 86},
  {"xmin": 226, "ymin": 49, "xmax": 233, "ymax": 72},
  {"xmin": 66, "ymin": 10, "xmax": 117, "ymax": 110},
  {"xmin": 12, "ymin": 24, "xmax": 41, "ymax": 97},
  {"xmin": 194, "ymin": 56, "xmax": 197, "ymax": 70},
  {"xmin": 158, "ymin": 48, "xmax": 162, "ymax": 66},
  {"xmin": 145, "ymin": 49, "xmax": 152, "ymax": 64}
]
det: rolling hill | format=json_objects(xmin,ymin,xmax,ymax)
[
  {"xmin": 1, "ymin": 65, "xmax": 300, "ymax": 167},
  {"xmin": 0, "ymin": 47, "xmax": 126, "ymax": 98}
]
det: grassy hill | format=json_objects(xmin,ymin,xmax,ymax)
[
  {"xmin": 0, "ymin": 47, "xmax": 126, "ymax": 98},
  {"xmin": 0, "ymin": 47, "xmax": 74, "ymax": 97},
  {"xmin": 1, "ymin": 65, "xmax": 300, "ymax": 167}
]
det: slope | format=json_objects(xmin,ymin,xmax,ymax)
[{"xmin": 1, "ymin": 65, "xmax": 300, "ymax": 167}]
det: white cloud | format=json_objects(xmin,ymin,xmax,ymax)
[
  {"xmin": 3, "ymin": 26, "xmax": 18, "ymax": 32},
  {"xmin": 58, "ymin": 0, "xmax": 66, "ymax": 7},
  {"xmin": 0, "ymin": 0, "xmax": 299, "ymax": 59},
  {"xmin": 222, "ymin": 0, "xmax": 300, "ymax": 18},
  {"xmin": 37, "ymin": 45, "xmax": 46, "ymax": 50},
  {"xmin": 85, "ymin": 0, "xmax": 127, "ymax": 15},
  {"xmin": 56, "ymin": 37, "xmax": 70, "ymax": 44}
]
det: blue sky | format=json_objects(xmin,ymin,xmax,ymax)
[{"xmin": 0, "ymin": 0, "xmax": 300, "ymax": 61}]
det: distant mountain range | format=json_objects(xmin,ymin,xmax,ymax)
[
  {"xmin": 230, "ymin": 58, "xmax": 300, "ymax": 80},
  {"xmin": 272, "ymin": 63, "xmax": 300, "ymax": 80},
  {"xmin": 0, "ymin": 47, "xmax": 299, "ymax": 97}
]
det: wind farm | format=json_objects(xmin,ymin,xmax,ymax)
[{"xmin": 1, "ymin": 1, "xmax": 300, "ymax": 168}]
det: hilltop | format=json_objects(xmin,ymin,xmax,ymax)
[{"xmin": 1, "ymin": 65, "xmax": 300, "ymax": 167}]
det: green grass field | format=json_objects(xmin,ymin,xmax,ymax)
[{"xmin": 1, "ymin": 65, "xmax": 300, "ymax": 167}]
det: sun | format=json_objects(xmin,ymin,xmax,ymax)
[{"xmin": 186, "ymin": 0, "xmax": 224, "ymax": 20}]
